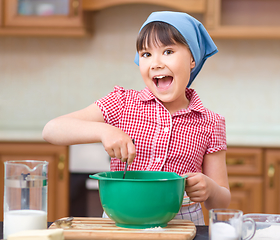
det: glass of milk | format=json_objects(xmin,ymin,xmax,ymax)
[
  {"xmin": 3, "ymin": 160, "xmax": 48, "ymax": 239},
  {"xmin": 209, "ymin": 209, "xmax": 256, "ymax": 240}
]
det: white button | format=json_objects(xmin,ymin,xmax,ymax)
[
  {"xmin": 164, "ymin": 127, "xmax": 169, "ymax": 132},
  {"xmin": 156, "ymin": 157, "xmax": 161, "ymax": 162}
]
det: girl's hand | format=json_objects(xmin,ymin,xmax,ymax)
[
  {"xmin": 184, "ymin": 172, "xmax": 213, "ymax": 203},
  {"xmin": 101, "ymin": 125, "xmax": 136, "ymax": 165},
  {"xmin": 183, "ymin": 151, "xmax": 231, "ymax": 209}
]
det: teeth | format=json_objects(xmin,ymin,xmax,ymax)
[{"xmin": 154, "ymin": 75, "xmax": 166, "ymax": 79}]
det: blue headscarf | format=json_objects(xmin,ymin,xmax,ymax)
[{"xmin": 134, "ymin": 11, "xmax": 218, "ymax": 87}]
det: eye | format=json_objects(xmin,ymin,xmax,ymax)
[
  {"xmin": 164, "ymin": 49, "xmax": 173, "ymax": 55},
  {"xmin": 141, "ymin": 52, "xmax": 151, "ymax": 58}
]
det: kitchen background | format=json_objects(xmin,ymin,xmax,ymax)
[
  {"xmin": 0, "ymin": 2, "xmax": 280, "ymax": 221},
  {"xmin": 1, "ymin": 4, "xmax": 280, "ymax": 145}
]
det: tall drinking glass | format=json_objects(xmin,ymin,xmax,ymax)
[{"xmin": 3, "ymin": 160, "xmax": 48, "ymax": 239}]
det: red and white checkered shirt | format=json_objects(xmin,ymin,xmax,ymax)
[{"xmin": 96, "ymin": 86, "xmax": 227, "ymax": 175}]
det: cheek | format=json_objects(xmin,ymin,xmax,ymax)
[
  {"xmin": 174, "ymin": 63, "xmax": 191, "ymax": 82},
  {"xmin": 139, "ymin": 66, "xmax": 145, "ymax": 79},
  {"xmin": 139, "ymin": 61, "xmax": 148, "ymax": 77}
]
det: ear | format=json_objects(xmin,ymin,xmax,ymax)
[{"xmin": 190, "ymin": 57, "xmax": 196, "ymax": 69}]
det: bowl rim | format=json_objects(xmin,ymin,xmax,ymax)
[{"xmin": 89, "ymin": 171, "xmax": 187, "ymax": 182}]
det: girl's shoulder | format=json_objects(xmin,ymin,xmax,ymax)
[
  {"xmin": 203, "ymin": 107, "xmax": 225, "ymax": 121},
  {"xmin": 198, "ymin": 107, "xmax": 226, "ymax": 131}
]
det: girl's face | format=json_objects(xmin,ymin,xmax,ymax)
[{"xmin": 138, "ymin": 40, "xmax": 195, "ymax": 114}]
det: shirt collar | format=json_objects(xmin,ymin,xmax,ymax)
[
  {"xmin": 138, "ymin": 87, "xmax": 206, "ymax": 115},
  {"xmin": 185, "ymin": 88, "xmax": 206, "ymax": 114},
  {"xmin": 138, "ymin": 87, "xmax": 155, "ymax": 101}
]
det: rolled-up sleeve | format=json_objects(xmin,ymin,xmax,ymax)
[
  {"xmin": 95, "ymin": 86, "xmax": 126, "ymax": 126},
  {"xmin": 206, "ymin": 115, "xmax": 227, "ymax": 154}
]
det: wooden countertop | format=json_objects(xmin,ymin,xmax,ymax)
[{"xmin": 0, "ymin": 222, "xmax": 209, "ymax": 240}]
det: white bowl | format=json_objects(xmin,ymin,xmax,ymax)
[{"xmin": 243, "ymin": 214, "xmax": 280, "ymax": 239}]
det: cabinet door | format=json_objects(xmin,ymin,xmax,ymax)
[
  {"xmin": 202, "ymin": 176, "xmax": 263, "ymax": 225},
  {"xmin": 206, "ymin": 0, "xmax": 280, "ymax": 39},
  {"xmin": 228, "ymin": 176, "xmax": 263, "ymax": 213},
  {"xmin": 4, "ymin": 0, "xmax": 83, "ymax": 28},
  {"xmin": 0, "ymin": 143, "xmax": 69, "ymax": 222},
  {"xmin": 226, "ymin": 148, "xmax": 263, "ymax": 176},
  {"xmin": 0, "ymin": 0, "xmax": 2, "ymax": 26},
  {"xmin": 264, "ymin": 149, "xmax": 280, "ymax": 214},
  {"xmin": 82, "ymin": 0, "xmax": 207, "ymax": 13}
]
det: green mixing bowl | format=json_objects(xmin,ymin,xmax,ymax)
[{"xmin": 89, "ymin": 171, "xmax": 187, "ymax": 229}]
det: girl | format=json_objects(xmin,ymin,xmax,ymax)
[{"xmin": 43, "ymin": 11, "xmax": 231, "ymax": 225}]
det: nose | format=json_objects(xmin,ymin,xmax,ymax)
[{"xmin": 150, "ymin": 55, "xmax": 164, "ymax": 70}]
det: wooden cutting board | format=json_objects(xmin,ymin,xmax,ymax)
[{"xmin": 49, "ymin": 217, "xmax": 196, "ymax": 240}]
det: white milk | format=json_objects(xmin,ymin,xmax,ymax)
[
  {"xmin": 4, "ymin": 209, "xmax": 47, "ymax": 239},
  {"xmin": 211, "ymin": 222, "xmax": 239, "ymax": 240}
]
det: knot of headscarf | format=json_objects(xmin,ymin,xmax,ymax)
[{"xmin": 134, "ymin": 11, "xmax": 218, "ymax": 87}]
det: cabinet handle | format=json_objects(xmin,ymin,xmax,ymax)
[
  {"xmin": 58, "ymin": 154, "xmax": 65, "ymax": 180},
  {"xmin": 229, "ymin": 182, "xmax": 244, "ymax": 188},
  {"xmin": 226, "ymin": 158, "xmax": 245, "ymax": 166},
  {"xmin": 268, "ymin": 164, "xmax": 275, "ymax": 188},
  {"xmin": 72, "ymin": 0, "xmax": 79, "ymax": 16}
]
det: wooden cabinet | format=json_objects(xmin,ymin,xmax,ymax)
[
  {"xmin": 203, "ymin": 147, "xmax": 264, "ymax": 225},
  {"xmin": 227, "ymin": 148, "xmax": 280, "ymax": 215},
  {"xmin": 0, "ymin": 142, "xmax": 69, "ymax": 222},
  {"xmin": 226, "ymin": 148, "xmax": 263, "ymax": 176},
  {"xmin": 264, "ymin": 149, "xmax": 280, "ymax": 214},
  {"xmin": 1, "ymin": 0, "xmax": 279, "ymax": 38},
  {"xmin": 203, "ymin": 147, "xmax": 280, "ymax": 225},
  {"xmin": 226, "ymin": 148, "xmax": 263, "ymax": 214},
  {"xmin": 205, "ymin": 0, "xmax": 280, "ymax": 38},
  {"xmin": 228, "ymin": 176, "xmax": 262, "ymax": 213},
  {"xmin": 0, "ymin": 0, "xmax": 89, "ymax": 36},
  {"xmin": 83, "ymin": 0, "xmax": 207, "ymax": 14},
  {"xmin": 83, "ymin": 0, "xmax": 280, "ymax": 39},
  {"xmin": 0, "ymin": 0, "xmax": 2, "ymax": 27}
]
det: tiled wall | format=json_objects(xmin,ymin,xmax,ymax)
[{"xmin": 0, "ymin": 4, "xmax": 279, "ymax": 145}]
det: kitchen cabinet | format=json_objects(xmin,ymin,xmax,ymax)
[
  {"xmin": 205, "ymin": 0, "xmax": 280, "ymax": 38},
  {"xmin": 0, "ymin": 0, "xmax": 89, "ymax": 36},
  {"xmin": 202, "ymin": 147, "xmax": 264, "ymax": 225},
  {"xmin": 226, "ymin": 148, "xmax": 263, "ymax": 216},
  {"xmin": 82, "ymin": 0, "xmax": 280, "ymax": 39},
  {"xmin": 0, "ymin": 142, "xmax": 69, "ymax": 222},
  {"xmin": 228, "ymin": 177, "xmax": 263, "ymax": 213},
  {"xmin": 1, "ymin": 0, "xmax": 279, "ymax": 38},
  {"xmin": 264, "ymin": 149, "xmax": 280, "ymax": 214},
  {"xmin": 0, "ymin": 0, "xmax": 2, "ymax": 27},
  {"xmin": 83, "ymin": 0, "xmax": 207, "ymax": 14}
]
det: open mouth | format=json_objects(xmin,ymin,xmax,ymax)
[{"xmin": 153, "ymin": 75, "xmax": 173, "ymax": 89}]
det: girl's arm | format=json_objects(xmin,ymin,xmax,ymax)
[
  {"xmin": 185, "ymin": 150, "xmax": 231, "ymax": 210},
  {"xmin": 43, "ymin": 103, "xmax": 105, "ymax": 145},
  {"xmin": 42, "ymin": 103, "xmax": 136, "ymax": 164}
]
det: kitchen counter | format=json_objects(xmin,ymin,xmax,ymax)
[
  {"xmin": 0, "ymin": 222, "xmax": 209, "ymax": 239},
  {"xmin": 0, "ymin": 130, "xmax": 45, "ymax": 142},
  {"xmin": 193, "ymin": 226, "xmax": 209, "ymax": 239},
  {"xmin": 1, "ymin": 128, "xmax": 280, "ymax": 147}
]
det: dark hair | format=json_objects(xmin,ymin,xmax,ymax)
[{"xmin": 136, "ymin": 21, "xmax": 189, "ymax": 52}]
